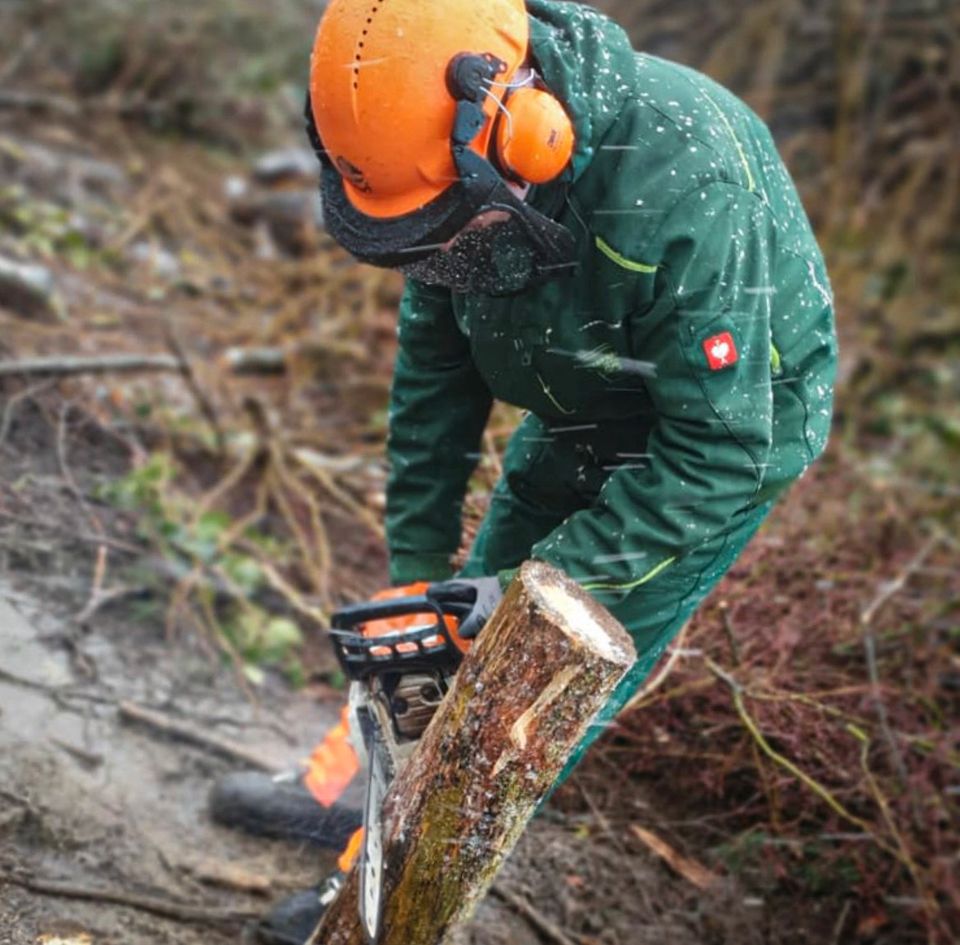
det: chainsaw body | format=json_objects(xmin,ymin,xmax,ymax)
[
  {"xmin": 329, "ymin": 585, "xmax": 472, "ymax": 943},
  {"xmin": 330, "ymin": 586, "xmax": 470, "ymax": 744}
]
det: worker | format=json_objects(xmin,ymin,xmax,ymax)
[{"xmin": 210, "ymin": 0, "xmax": 838, "ymax": 940}]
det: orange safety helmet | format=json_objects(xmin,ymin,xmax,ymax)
[
  {"xmin": 305, "ymin": 0, "xmax": 577, "ymax": 289},
  {"xmin": 309, "ymin": 0, "xmax": 573, "ymax": 217}
]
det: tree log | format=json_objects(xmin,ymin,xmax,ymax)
[{"xmin": 310, "ymin": 560, "xmax": 636, "ymax": 945}]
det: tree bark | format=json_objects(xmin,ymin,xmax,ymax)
[{"xmin": 310, "ymin": 560, "xmax": 636, "ymax": 945}]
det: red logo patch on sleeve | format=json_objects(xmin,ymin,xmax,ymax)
[{"xmin": 703, "ymin": 332, "xmax": 738, "ymax": 371}]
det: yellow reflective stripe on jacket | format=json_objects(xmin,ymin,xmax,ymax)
[
  {"xmin": 536, "ymin": 372, "xmax": 575, "ymax": 415},
  {"xmin": 582, "ymin": 555, "xmax": 677, "ymax": 593},
  {"xmin": 595, "ymin": 235, "xmax": 658, "ymax": 274},
  {"xmin": 701, "ymin": 89, "xmax": 756, "ymax": 193},
  {"xmin": 770, "ymin": 343, "xmax": 782, "ymax": 373}
]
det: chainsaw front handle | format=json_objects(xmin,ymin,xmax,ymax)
[
  {"xmin": 329, "ymin": 593, "xmax": 470, "ymax": 681},
  {"xmin": 426, "ymin": 577, "xmax": 504, "ymax": 639}
]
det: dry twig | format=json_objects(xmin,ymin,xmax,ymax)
[
  {"xmin": 0, "ymin": 90, "xmax": 79, "ymax": 115},
  {"xmin": 0, "ymin": 510, "xmax": 144, "ymax": 554},
  {"xmin": 625, "ymin": 619, "xmax": 691, "ymax": 710},
  {"xmin": 0, "ymin": 871, "xmax": 260, "ymax": 927},
  {"xmin": 629, "ymin": 825, "xmax": 720, "ymax": 891},
  {"xmin": 860, "ymin": 532, "xmax": 941, "ymax": 801},
  {"xmin": 848, "ymin": 724, "xmax": 938, "ymax": 924},
  {"xmin": 75, "ymin": 582, "xmax": 147, "ymax": 625},
  {"xmin": 0, "ymin": 378, "xmax": 56, "ymax": 448},
  {"xmin": 491, "ymin": 884, "xmax": 585, "ymax": 945},
  {"xmin": 702, "ymin": 657, "xmax": 907, "ymax": 865},
  {"xmin": 166, "ymin": 321, "xmax": 226, "ymax": 455},
  {"xmin": 75, "ymin": 543, "xmax": 108, "ymax": 624},
  {"xmin": 0, "ymin": 32, "xmax": 39, "ymax": 86}
]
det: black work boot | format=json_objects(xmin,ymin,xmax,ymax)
[
  {"xmin": 257, "ymin": 871, "xmax": 346, "ymax": 945},
  {"xmin": 208, "ymin": 770, "xmax": 362, "ymax": 848}
]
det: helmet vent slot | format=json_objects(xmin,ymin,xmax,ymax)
[{"xmin": 353, "ymin": 0, "xmax": 388, "ymax": 91}]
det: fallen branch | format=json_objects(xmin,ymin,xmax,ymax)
[
  {"xmin": 117, "ymin": 701, "xmax": 282, "ymax": 773},
  {"xmin": 0, "ymin": 871, "xmax": 260, "ymax": 927},
  {"xmin": 0, "ymin": 353, "xmax": 181, "ymax": 378},
  {"xmin": 183, "ymin": 858, "xmax": 273, "ymax": 897},
  {"xmin": 0, "ymin": 90, "xmax": 79, "ymax": 115},
  {"xmin": 0, "ymin": 345, "xmax": 364, "ymax": 380},
  {"xmin": 223, "ymin": 341, "xmax": 366, "ymax": 375}
]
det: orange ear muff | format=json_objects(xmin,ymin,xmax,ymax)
[{"xmin": 495, "ymin": 86, "xmax": 574, "ymax": 185}]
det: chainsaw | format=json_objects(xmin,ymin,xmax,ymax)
[{"xmin": 329, "ymin": 582, "xmax": 474, "ymax": 943}]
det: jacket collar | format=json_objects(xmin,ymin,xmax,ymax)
[{"xmin": 527, "ymin": 0, "xmax": 637, "ymax": 183}]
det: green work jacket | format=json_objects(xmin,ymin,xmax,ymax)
[{"xmin": 385, "ymin": 0, "xmax": 838, "ymax": 593}]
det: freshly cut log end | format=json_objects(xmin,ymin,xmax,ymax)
[
  {"xmin": 310, "ymin": 561, "xmax": 636, "ymax": 945},
  {"xmin": 513, "ymin": 560, "xmax": 635, "ymax": 664}
]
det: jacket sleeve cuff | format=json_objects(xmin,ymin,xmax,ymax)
[
  {"xmin": 389, "ymin": 551, "xmax": 455, "ymax": 586},
  {"xmin": 497, "ymin": 567, "xmax": 520, "ymax": 591}
]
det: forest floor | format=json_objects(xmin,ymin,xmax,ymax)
[
  {"xmin": 0, "ymin": 98, "xmax": 956, "ymax": 945},
  {"xmin": 0, "ymin": 392, "xmax": 767, "ymax": 945}
]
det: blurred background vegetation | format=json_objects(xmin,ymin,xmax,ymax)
[
  {"xmin": 4, "ymin": 0, "xmax": 957, "ymax": 485},
  {"xmin": 0, "ymin": 0, "xmax": 957, "ymax": 942}
]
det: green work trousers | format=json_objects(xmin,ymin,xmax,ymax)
[{"xmin": 459, "ymin": 413, "xmax": 773, "ymax": 786}]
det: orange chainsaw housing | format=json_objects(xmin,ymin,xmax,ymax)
[{"xmin": 361, "ymin": 582, "xmax": 472, "ymax": 657}]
